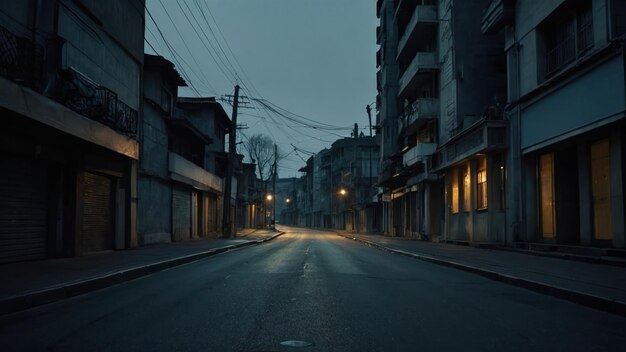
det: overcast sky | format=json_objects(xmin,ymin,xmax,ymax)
[{"xmin": 145, "ymin": 0, "xmax": 378, "ymax": 178}]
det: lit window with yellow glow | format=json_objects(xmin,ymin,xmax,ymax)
[
  {"xmin": 477, "ymin": 168, "xmax": 487, "ymax": 209},
  {"xmin": 451, "ymin": 168, "xmax": 459, "ymax": 214},
  {"xmin": 463, "ymin": 166, "xmax": 471, "ymax": 212}
]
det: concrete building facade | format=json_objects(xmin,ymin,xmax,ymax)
[
  {"xmin": 139, "ymin": 55, "xmax": 228, "ymax": 244},
  {"xmin": 483, "ymin": 0, "xmax": 626, "ymax": 248},
  {"xmin": 0, "ymin": 0, "xmax": 144, "ymax": 263},
  {"xmin": 290, "ymin": 133, "xmax": 379, "ymax": 232},
  {"xmin": 375, "ymin": 0, "xmax": 625, "ymax": 251},
  {"xmin": 375, "ymin": 0, "xmax": 506, "ymax": 242}
]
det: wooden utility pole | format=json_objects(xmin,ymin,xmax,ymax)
[
  {"xmin": 223, "ymin": 84, "xmax": 240, "ymax": 237},
  {"xmin": 271, "ymin": 144, "xmax": 277, "ymax": 229},
  {"xmin": 366, "ymin": 104, "xmax": 373, "ymax": 190}
]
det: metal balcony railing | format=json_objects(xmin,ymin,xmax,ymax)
[
  {"xmin": 59, "ymin": 68, "xmax": 138, "ymax": 136},
  {"xmin": 0, "ymin": 24, "xmax": 43, "ymax": 86}
]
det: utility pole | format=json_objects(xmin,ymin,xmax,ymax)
[
  {"xmin": 272, "ymin": 144, "xmax": 277, "ymax": 230},
  {"xmin": 366, "ymin": 104, "xmax": 374, "ymax": 234},
  {"xmin": 366, "ymin": 104, "xmax": 373, "ymax": 188},
  {"xmin": 223, "ymin": 84, "xmax": 240, "ymax": 238}
]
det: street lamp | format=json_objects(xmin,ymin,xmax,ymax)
[
  {"xmin": 339, "ymin": 188, "xmax": 347, "ymax": 196},
  {"xmin": 265, "ymin": 194, "xmax": 273, "ymax": 229},
  {"xmin": 286, "ymin": 198, "xmax": 291, "ymax": 203}
]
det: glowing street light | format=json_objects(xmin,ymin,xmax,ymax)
[
  {"xmin": 286, "ymin": 198, "xmax": 291, "ymax": 203},
  {"xmin": 266, "ymin": 194, "xmax": 273, "ymax": 201},
  {"xmin": 339, "ymin": 188, "xmax": 347, "ymax": 196}
]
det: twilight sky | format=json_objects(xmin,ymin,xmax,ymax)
[{"xmin": 145, "ymin": 0, "xmax": 378, "ymax": 178}]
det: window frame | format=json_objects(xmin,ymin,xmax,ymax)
[
  {"xmin": 476, "ymin": 167, "xmax": 488, "ymax": 210},
  {"xmin": 450, "ymin": 168, "xmax": 459, "ymax": 214}
]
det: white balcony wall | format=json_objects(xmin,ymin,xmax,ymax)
[{"xmin": 403, "ymin": 143, "xmax": 437, "ymax": 167}]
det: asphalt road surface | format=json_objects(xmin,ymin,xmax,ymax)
[{"xmin": 1, "ymin": 227, "xmax": 625, "ymax": 351}]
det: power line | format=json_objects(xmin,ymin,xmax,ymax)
[
  {"xmin": 157, "ymin": 0, "xmax": 217, "ymax": 94},
  {"xmin": 177, "ymin": 0, "xmax": 239, "ymax": 84},
  {"xmin": 145, "ymin": 6, "xmax": 202, "ymax": 96}
]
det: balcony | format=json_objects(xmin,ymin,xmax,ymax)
[
  {"xmin": 400, "ymin": 98, "xmax": 439, "ymax": 134},
  {"xmin": 437, "ymin": 118, "xmax": 508, "ymax": 170},
  {"xmin": 397, "ymin": 5, "xmax": 437, "ymax": 61},
  {"xmin": 403, "ymin": 143, "xmax": 437, "ymax": 167},
  {"xmin": 398, "ymin": 52, "xmax": 438, "ymax": 97},
  {"xmin": 58, "ymin": 68, "xmax": 138, "ymax": 137},
  {"xmin": 169, "ymin": 152, "xmax": 223, "ymax": 193},
  {"xmin": 0, "ymin": 24, "xmax": 43, "ymax": 86},
  {"xmin": 481, "ymin": 0, "xmax": 515, "ymax": 35}
]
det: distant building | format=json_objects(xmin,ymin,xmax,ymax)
[
  {"xmin": 293, "ymin": 129, "xmax": 379, "ymax": 231},
  {"xmin": 274, "ymin": 177, "xmax": 297, "ymax": 224},
  {"xmin": 237, "ymin": 162, "xmax": 261, "ymax": 229},
  {"xmin": 0, "ymin": 0, "xmax": 144, "ymax": 263}
]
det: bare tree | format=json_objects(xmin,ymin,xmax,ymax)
[{"xmin": 243, "ymin": 134, "xmax": 276, "ymax": 182}]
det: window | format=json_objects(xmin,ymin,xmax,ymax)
[
  {"xmin": 451, "ymin": 168, "xmax": 459, "ymax": 214},
  {"xmin": 463, "ymin": 165, "xmax": 471, "ymax": 212},
  {"xmin": 544, "ymin": 2, "xmax": 593, "ymax": 76},
  {"xmin": 477, "ymin": 168, "xmax": 487, "ymax": 210}
]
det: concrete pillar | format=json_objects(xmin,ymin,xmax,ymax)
[
  {"xmin": 523, "ymin": 155, "xmax": 538, "ymax": 242},
  {"xmin": 610, "ymin": 128, "xmax": 625, "ymax": 248},
  {"xmin": 577, "ymin": 143, "xmax": 593, "ymax": 245},
  {"xmin": 506, "ymin": 109, "xmax": 522, "ymax": 244},
  {"xmin": 424, "ymin": 183, "xmax": 431, "ymax": 238},
  {"xmin": 129, "ymin": 159, "xmax": 138, "ymax": 247}
]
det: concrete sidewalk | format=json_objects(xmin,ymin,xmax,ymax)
[
  {"xmin": 338, "ymin": 232, "xmax": 626, "ymax": 317},
  {"xmin": 0, "ymin": 228, "xmax": 283, "ymax": 315}
]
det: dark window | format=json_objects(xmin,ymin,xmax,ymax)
[{"xmin": 544, "ymin": 2, "xmax": 593, "ymax": 77}]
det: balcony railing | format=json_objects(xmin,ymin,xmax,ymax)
[
  {"xmin": 399, "ymin": 52, "xmax": 438, "ymax": 97},
  {"xmin": 397, "ymin": 5, "xmax": 437, "ymax": 59},
  {"xmin": 59, "ymin": 68, "xmax": 138, "ymax": 136},
  {"xmin": 545, "ymin": 35, "xmax": 576, "ymax": 76},
  {"xmin": 481, "ymin": 0, "xmax": 515, "ymax": 34},
  {"xmin": 400, "ymin": 98, "xmax": 439, "ymax": 133},
  {"xmin": 0, "ymin": 24, "xmax": 43, "ymax": 86},
  {"xmin": 403, "ymin": 143, "xmax": 437, "ymax": 167}
]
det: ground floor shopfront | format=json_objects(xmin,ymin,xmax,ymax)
[
  {"xmin": 139, "ymin": 153, "xmax": 223, "ymax": 244},
  {"xmin": 0, "ymin": 107, "xmax": 137, "ymax": 264},
  {"xmin": 521, "ymin": 123, "xmax": 626, "ymax": 248}
]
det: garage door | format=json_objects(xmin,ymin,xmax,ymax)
[
  {"xmin": 82, "ymin": 172, "xmax": 113, "ymax": 252},
  {"xmin": 0, "ymin": 157, "xmax": 48, "ymax": 263}
]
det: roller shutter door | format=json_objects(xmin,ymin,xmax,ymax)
[
  {"xmin": 82, "ymin": 172, "xmax": 113, "ymax": 252},
  {"xmin": 0, "ymin": 158, "xmax": 48, "ymax": 263}
]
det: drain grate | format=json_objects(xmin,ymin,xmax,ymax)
[{"xmin": 279, "ymin": 340, "xmax": 313, "ymax": 348}]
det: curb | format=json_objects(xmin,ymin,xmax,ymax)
[
  {"xmin": 495, "ymin": 246, "xmax": 626, "ymax": 268},
  {"xmin": 338, "ymin": 234, "xmax": 626, "ymax": 317},
  {"xmin": 0, "ymin": 232, "xmax": 285, "ymax": 316}
]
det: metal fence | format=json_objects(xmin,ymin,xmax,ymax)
[
  {"xmin": 0, "ymin": 24, "xmax": 42, "ymax": 86},
  {"xmin": 60, "ymin": 68, "xmax": 138, "ymax": 136}
]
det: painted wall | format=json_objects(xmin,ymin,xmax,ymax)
[
  {"xmin": 521, "ymin": 55, "xmax": 626, "ymax": 151},
  {"xmin": 57, "ymin": 3, "xmax": 141, "ymax": 110},
  {"xmin": 137, "ymin": 177, "xmax": 171, "ymax": 241}
]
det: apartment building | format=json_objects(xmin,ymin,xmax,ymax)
[
  {"xmin": 375, "ymin": 0, "xmax": 402, "ymax": 236},
  {"xmin": 483, "ymin": 0, "xmax": 626, "ymax": 248},
  {"xmin": 0, "ymin": 0, "xmax": 144, "ymax": 263},
  {"xmin": 376, "ymin": 0, "xmax": 506, "ymax": 242}
]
